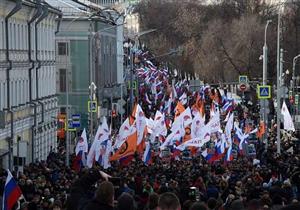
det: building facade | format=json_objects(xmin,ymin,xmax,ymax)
[
  {"xmin": 0, "ymin": 0, "xmax": 60, "ymax": 169},
  {"xmin": 52, "ymin": 0, "xmax": 124, "ymax": 130}
]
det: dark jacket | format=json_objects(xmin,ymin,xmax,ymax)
[
  {"xmin": 83, "ymin": 199, "xmax": 114, "ymax": 210},
  {"xmin": 66, "ymin": 169, "xmax": 102, "ymax": 210}
]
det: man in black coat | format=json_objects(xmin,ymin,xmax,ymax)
[
  {"xmin": 83, "ymin": 181, "xmax": 115, "ymax": 210},
  {"xmin": 66, "ymin": 169, "xmax": 111, "ymax": 210}
]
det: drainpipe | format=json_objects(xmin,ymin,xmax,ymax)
[
  {"xmin": 3, "ymin": 109, "xmax": 14, "ymax": 171},
  {"xmin": 26, "ymin": 101, "xmax": 37, "ymax": 162},
  {"xmin": 55, "ymin": 13, "xmax": 62, "ymax": 35},
  {"xmin": 35, "ymin": 3, "xmax": 48, "ymax": 124},
  {"xmin": 27, "ymin": 0, "xmax": 42, "ymax": 164},
  {"xmin": 4, "ymin": 0, "xmax": 22, "ymax": 171},
  {"xmin": 37, "ymin": 101, "xmax": 44, "ymax": 124},
  {"xmin": 28, "ymin": 0, "xmax": 42, "ymax": 102},
  {"xmin": 8, "ymin": 110, "xmax": 13, "ymax": 171},
  {"xmin": 5, "ymin": 0, "xmax": 22, "ymax": 110}
]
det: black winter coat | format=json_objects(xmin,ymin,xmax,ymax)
[
  {"xmin": 83, "ymin": 200, "xmax": 114, "ymax": 210},
  {"xmin": 66, "ymin": 169, "xmax": 102, "ymax": 210}
]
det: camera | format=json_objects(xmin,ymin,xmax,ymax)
[{"xmin": 188, "ymin": 187, "xmax": 200, "ymax": 201}]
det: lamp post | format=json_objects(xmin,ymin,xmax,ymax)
[
  {"xmin": 276, "ymin": 6, "xmax": 282, "ymax": 154},
  {"xmin": 263, "ymin": 20, "xmax": 272, "ymax": 86},
  {"xmin": 59, "ymin": 14, "xmax": 96, "ymax": 167},
  {"xmin": 262, "ymin": 20, "xmax": 271, "ymax": 150},
  {"xmin": 88, "ymin": 20, "xmax": 125, "ymax": 140},
  {"xmin": 61, "ymin": 14, "xmax": 120, "ymax": 166},
  {"xmin": 292, "ymin": 54, "xmax": 300, "ymax": 120}
]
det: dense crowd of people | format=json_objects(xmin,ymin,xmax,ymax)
[{"xmin": 1, "ymin": 132, "xmax": 300, "ymax": 210}]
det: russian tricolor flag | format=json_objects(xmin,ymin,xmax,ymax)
[
  {"xmin": 2, "ymin": 170, "xmax": 23, "ymax": 210},
  {"xmin": 72, "ymin": 150, "xmax": 85, "ymax": 173},
  {"xmin": 143, "ymin": 142, "xmax": 152, "ymax": 165},
  {"xmin": 202, "ymin": 149, "xmax": 213, "ymax": 162},
  {"xmin": 225, "ymin": 147, "xmax": 233, "ymax": 162}
]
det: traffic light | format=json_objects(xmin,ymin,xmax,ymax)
[{"xmin": 289, "ymin": 95, "xmax": 294, "ymax": 104}]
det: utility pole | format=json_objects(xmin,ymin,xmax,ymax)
[
  {"xmin": 276, "ymin": 9, "xmax": 281, "ymax": 154},
  {"xmin": 292, "ymin": 55, "xmax": 300, "ymax": 121},
  {"xmin": 89, "ymin": 20, "xmax": 95, "ymax": 144},
  {"xmin": 262, "ymin": 20, "xmax": 272, "ymax": 150},
  {"xmin": 89, "ymin": 82, "xmax": 96, "ymax": 143},
  {"xmin": 66, "ymin": 48, "xmax": 70, "ymax": 166},
  {"xmin": 129, "ymin": 47, "xmax": 134, "ymax": 112},
  {"xmin": 120, "ymin": 83, "xmax": 123, "ymax": 124}
]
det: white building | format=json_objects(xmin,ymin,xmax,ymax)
[{"xmin": 0, "ymin": 0, "xmax": 60, "ymax": 169}]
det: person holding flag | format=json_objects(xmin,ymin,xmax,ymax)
[
  {"xmin": 73, "ymin": 128, "xmax": 88, "ymax": 172},
  {"xmin": 2, "ymin": 170, "xmax": 23, "ymax": 210}
]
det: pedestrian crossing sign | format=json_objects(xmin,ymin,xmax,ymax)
[
  {"xmin": 257, "ymin": 85, "xmax": 271, "ymax": 99},
  {"xmin": 65, "ymin": 119, "xmax": 76, "ymax": 131},
  {"xmin": 239, "ymin": 75, "xmax": 248, "ymax": 84},
  {"xmin": 88, "ymin": 101, "xmax": 97, "ymax": 112}
]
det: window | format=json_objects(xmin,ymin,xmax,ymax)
[
  {"xmin": 59, "ymin": 69, "xmax": 66, "ymax": 92},
  {"xmin": 57, "ymin": 42, "xmax": 68, "ymax": 55}
]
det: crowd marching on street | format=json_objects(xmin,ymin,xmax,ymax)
[{"xmin": 1, "ymin": 49, "xmax": 300, "ymax": 210}]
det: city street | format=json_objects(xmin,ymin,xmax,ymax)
[{"xmin": 1, "ymin": 1, "xmax": 300, "ymax": 210}]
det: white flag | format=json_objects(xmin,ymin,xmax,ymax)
[
  {"xmin": 136, "ymin": 104, "xmax": 147, "ymax": 145},
  {"xmin": 75, "ymin": 128, "xmax": 88, "ymax": 155},
  {"xmin": 225, "ymin": 113, "xmax": 234, "ymax": 147},
  {"xmin": 118, "ymin": 118, "xmax": 136, "ymax": 139},
  {"xmin": 101, "ymin": 139, "xmax": 112, "ymax": 169},
  {"xmin": 86, "ymin": 140, "xmax": 97, "ymax": 168},
  {"xmin": 86, "ymin": 117, "xmax": 110, "ymax": 168},
  {"xmin": 281, "ymin": 101, "xmax": 295, "ymax": 131},
  {"xmin": 113, "ymin": 119, "xmax": 136, "ymax": 150},
  {"xmin": 179, "ymin": 92, "xmax": 188, "ymax": 105},
  {"xmin": 153, "ymin": 111, "xmax": 167, "ymax": 137},
  {"xmin": 207, "ymin": 110, "xmax": 221, "ymax": 133},
  {"xmin": 176, "ymin": 136, "xmax": 209, "ymax": 151},
  {"xmin": 160, "ymin": 123, "xmax": 184, "ymax": 150},
  {"xmin": 146, "ymin": 117, "xmax": 155, "ymax": 134},
  {"xmin": 191, "ymin": 111, "xmax": 205, "ymax": 139},
  {"xmin": 171, "ymin": 107, "xmax": 192, "ymax": 132}
]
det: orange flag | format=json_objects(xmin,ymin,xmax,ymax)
[
  {"xmin": 110, "ymin": 131, "xmax": 137, "ymax": 161},
  {"xmin": 175, "ymin": 101, "xmax": 185, "ymax": 119},
  {"xmin": 192, "ymin": 95, "xmax": 205, "ymax": 117},
  {"xmin": 244, "ymin": 124, "xmax": 252, "ymax": 134},
  {"xmin": 257, "ymin": 121, "xmax": 266, "ymax": 139}
]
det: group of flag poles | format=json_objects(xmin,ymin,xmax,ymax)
[
  {"xmin": 73, "ymin": 93, "xmax": 295, "ymax": 170},
  {"xmin": 73, "ymin": 93, "xmax": 270, "ymax": 172}
]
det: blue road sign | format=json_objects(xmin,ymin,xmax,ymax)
[
  {"xmin": 72, "ymin": 114, "xmax": 81, "ymax": 128},
  {"xmin": 66, "ymin": 119, "xmax": 76, "ymax": 131},
  {"xmin": 239, "ymin": 75, "xmax": 248, "ymax": 84},
  {"xmin": 257, "ymin": 85, "xmax": 271, "ymax": 99}
]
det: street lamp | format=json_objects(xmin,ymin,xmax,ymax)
[
  {"xmin": 261, "ymin": 20, "xmax": 272, "ymax": 151},
  {"xmin": 263, "ymin": 20, "xmax": 272, "ymax": 86},
  {"xmin": 292, "ymin": 54, "xmax": 300, "ymax": 119},
  {"xmin": 59, "ymin": 13, "xmax": 122, "ymax": 166},
  {"xmin": 276, "ymin": 1, "xmax": 283, "ymax": 154}
]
